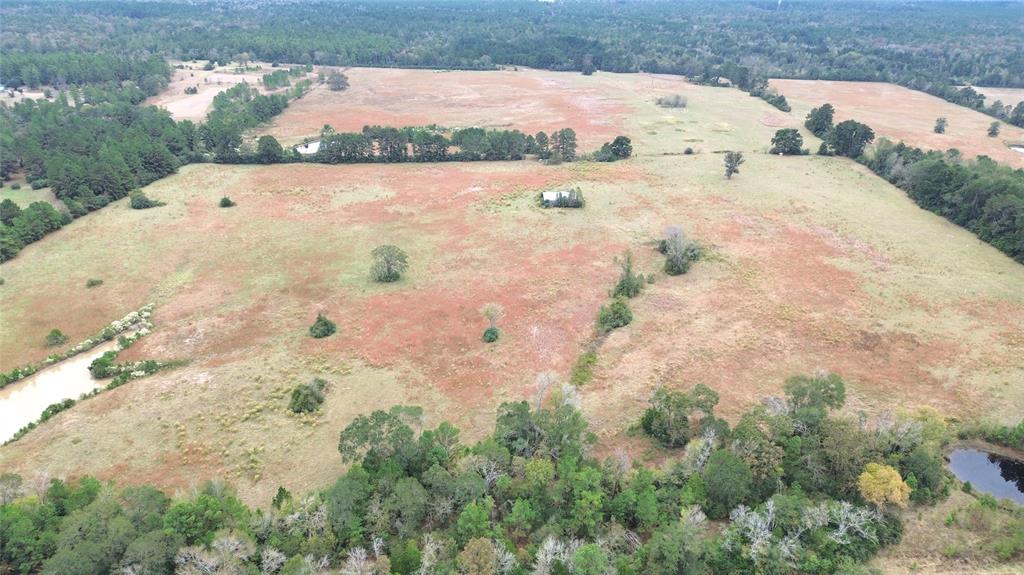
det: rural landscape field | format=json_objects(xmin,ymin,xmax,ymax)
[{"xmin": 2, "ymin": 2, "xmax": 1023, "ymax": 574}]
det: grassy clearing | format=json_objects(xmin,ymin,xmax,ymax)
[
  {"xmin": 0, "ymin": 185, "xmax": 61, "ymax": 209},
  {"xmin": 872, "ymin": 489, "xmax": 1024, "ymax": 574}
]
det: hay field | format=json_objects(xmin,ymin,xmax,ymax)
[
  {"xmin": 254, "ymin": 67, "xmax": 633, "ymax": 149},
  {"xmin": 1, "ymin": 69, "xmax": 1023, "ymax": 519}
]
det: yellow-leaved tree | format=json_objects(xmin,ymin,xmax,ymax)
[{"xmin": 858, "ymin": 462, "xmax": 911, "ymax": 508}]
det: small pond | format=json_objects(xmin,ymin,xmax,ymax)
[
  {"xmin": 948, "ymin": 448, "xmax": 1024, "ymax": 504},
  {"xmin": 0, "ymin": 340, "xmax": 119, "ymax": 442}
]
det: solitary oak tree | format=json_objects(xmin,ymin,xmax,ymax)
[{"xmin": 371, "ymin": 245, "xmax": 409, "ymax": 282}]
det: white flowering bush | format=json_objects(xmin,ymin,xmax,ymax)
[{"xmin": 0, "ymin": 303, "xmax": 156, "ymax": 388}]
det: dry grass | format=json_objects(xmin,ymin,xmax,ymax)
[
  {"xmin": 144, "ymin": 60, "xmax": 314, "ymax": 122},
  {"xmin": 969, "ymin": 87, "xmax": 1024, "ymax": 108},
  {"xmin": 771, "ymin": 79, "xmax": 1024, "ymax": 167},
  {"xmin": 872, "ymin": 490, "xmax": 1024, "ymax": 574},
  {"xmin": 1, "ymin": 70, "xmax": 1023, "ymax": 511},
  {"xmin": 254, "ymin": 67, "xmax": 636, "ymax": 149}
]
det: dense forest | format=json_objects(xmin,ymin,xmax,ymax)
[
  {"xmin": 7, "ymin": 374, "xmax": 1017, "ymax": 575},
  {"xmin": 1, "ymin": 0, "xmax": 1023, "ymax": 110}
]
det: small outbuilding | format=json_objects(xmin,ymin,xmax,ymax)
[
  {"xmin": 295, "ymin": 140, "xmax": 321, "ymax": 155},
  {"xmin": 540, "ymin": 187, "xmax": 584, "ymax": 208}
]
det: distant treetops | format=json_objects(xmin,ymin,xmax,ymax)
[{"xmin": 802, "ymin": 103, "xmax": 875, "ymax": 158}]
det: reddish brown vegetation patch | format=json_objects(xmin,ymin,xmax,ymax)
[
  {"xmin": 259, "ymin": 68, "xmax": 631, "ymax": 148},
  {"xmin": 583, "ymin": 191, "xmax": 985, "ymax": 438}
]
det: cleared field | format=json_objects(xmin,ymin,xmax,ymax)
[
  {"xmin": 2, "ymin": 68, "xmax": 1023, "ymax": 540},
  {"xmin": 969, "ymin": 86, "xmax": 1024, "ymax": 107},
  {"xmin": 0, "ymin": 184, "xmax": 60, "ymax": 209},
  {"xmin": 255, "ymin": 67, "xmax": 633, "ymax": 149},
  {"xmin": 0, "ymin": 87, "xmax": 53, "ymax": 106},
  {"xmin": 771, "ymin": 79, "xmax": 1024, "ymax": 167},
  {"xmin": 145, "ymin": 61, "xmax": 308, "ymax": 122}
]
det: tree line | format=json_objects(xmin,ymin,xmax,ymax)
[
  {"xmin": 801, "ymin": 102, "xmax": 1024, "ymax": 264},
  {"xmin": 3, "ymin": 372, "xmax": 1003, "ymax": 575},
  {"xmin": 200, "ymin": 81, "xmax": 310, "ymax": 163},
  {"xmin": 862, "ymin": 141, "xmax": 1024, "ymax": 263},
  {"xmin": 228, "ymin": 127, "xmax": 633, "ymax": 167},
  {"xmin": 0, "ymin": 69, "xmax": 316, "ymax": 261},
  {"xmin": 311, "ymin": 126, "xmax": 579, "ymax": 165},
  {"xmin": 0, "ymin": 76, "xmax": 194, "ymax": 261},
  {"xmin": 0, "ymin": 52, "xmax": 171, "ymax": 95},
  {"xmin": 2, "ymin": 1, "xmax": 1021, "ymax": 115}
]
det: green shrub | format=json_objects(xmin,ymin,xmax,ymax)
[
  {"xmin": 38, "ymin": 398, "xmax": 75, "ymax": 423},
  {"xmin": 86, "ymin": 278, "xmax": 104, "ymax": 288},
  {"xmin": 309, "ymin": 313, "xmax": 336, "ymax": 338},
  {"xmin": 978, "ymin": 493, "xmax": 999, "ymax": 509},
  {"xmin": 482, "ymin": 327, "xmax": 500, "ymax": 343},
  {"xmin": 598, "ymin": 297, "xmax": 632, "ymax": 332},
  {"xmin": 89, "ymin": 351, "xmax": 119, "ymax": 378},
  {"xmin": 129, "ymin": 191, "xmax": 164, "ymax": 209},
  {"xmin": 993, "ymin": 519, "xmax": 1024, "ymax": 561},
  {"xmin": 941, "ymin": 543, "xmax": 962, "ymax": 558},
  {"xmin": 30, "ymin": 179, "xmax": 47, "ymax": 190},
  {"xmin": 289, "ymin": 378, "xmax": 327, "ymax": 413},
  {"xmin": 656, "ymin": 94, "xmax": 687, "ymax": 108},
  {"xmin": 44, "ymin": 329, "xmax": 68, "ymax": 347},
  {"xmin": 612, "ymin": 252, "xmax": 644, "ymax": 298},
  {"xmin": 10, "ymin": 183, "xmax": 21, "ymax": 190},
  {"xmin": 219, "ymin": 196, "xmax": 236, "ymax": 208},
  {"xmin": 570, "ymin": 351, "xmax": 598, "ymax": 385}
]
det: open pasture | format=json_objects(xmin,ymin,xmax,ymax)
[
  {"xmin": 255, "ymin": 67, "xmax": 638, "ymax": 149},
  {"xmin": 772, "ymin": 79, "xmax": 1024, "ymax": 167},
  {"xmin": 969, "ymin": 86, "xmax": 1024, "ymax": 108},
  {"xmin": 2, "ymin": 71, "xmax": 1023, "ymax": 514}
]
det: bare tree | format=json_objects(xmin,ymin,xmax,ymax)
[
  {"xmin": 481, "ymin": 303, "xmax": 505, "ymax": 330},
  {"xmin": 341, "ymin": 548, "xmax": 374, "ymax": 575},
  {"xmin": 663, "ymin": 227, "xmax": 700, "ymax": 275},
  {"xmin": 0, "ymin": 473, "xmax": 24, "ymax": 505},
  {"xmin": 534, "ymin": 372, "xmax": 557, "ymax": 410},
  {"xmin": 261, "ymin": 549, "xmax": 286, "ymax": 575},
  {"xmin": 417, "ymin": 534, "xmax": 443, "ymax": 575}
]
